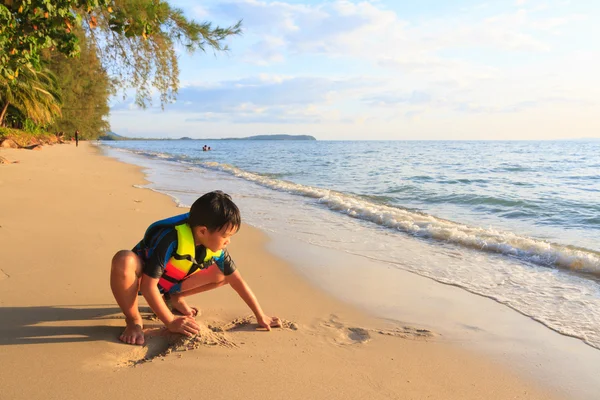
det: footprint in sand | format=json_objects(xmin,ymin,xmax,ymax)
[
  {"xmin": 321, "ymin": 316, "xmax": 372, "ymax": 345},
  {"xmin": 320, "ymin": 315, "xmax": 433, "ymax": 346}
]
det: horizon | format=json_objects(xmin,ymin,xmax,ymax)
[
  {"xmin": 106, "ymin": 132, "xmax": 600, "ymax": 142},
  {"xmin": 109, "ymin": 0, "xmax": 600, "ymax": 141}
]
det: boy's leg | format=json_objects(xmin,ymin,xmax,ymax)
[
  {"xmin": 169, "ymin": 264, "xmax": 227, "ymax": 316},
  {"xmin": 110, "ymin": 250, "xmax": 145, "ymax": 345}
]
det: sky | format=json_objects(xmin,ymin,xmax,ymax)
[{"xmin": 109, "ymin": 0, "xmax": 600, "ymax": 140}]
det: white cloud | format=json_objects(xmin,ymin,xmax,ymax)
[
  {"xmin": 192, "ymin": 5, "xmax": 210, "ymax": 18},
  {"xmin": 242, "ymin": 36, "xmax": 286, "ymax": 65},
  {"xmin": 147, "ymin": 75, "xmax": 382, "ymax": 124},
  {"xmin": 110, "ymin": 0, "xmax": 600, "ymax": 139},
  {"xmin": 209, "ymin": 0, "xmax": 578, "ymax": 63}
]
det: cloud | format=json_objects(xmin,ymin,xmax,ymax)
[
  {"xmin": 185, "ymin": 105, "xmax": 326, "ymax": 124},
  {"xmin": 242, "ymin": 36, "xmax": 286, "ymax": 65},
  {"xmin": 109, "ymin": 1, "xmax": 600, "ymax": 139},
  {"xmin": 172, "ymin": 75, "xmax": 366, "ymax": 110},
  {"xmin": 117, "ymin": 75, "xmax": 380, "ymax": 124},
  {"xmin": 206, "ymin": 0, "xmax": 409, "ymax": 64},
  {"xmin": 452, "ymin": 96, "xmax": 593, "ymax": 114},
  {"xmin": 206, "ymin": 0, "xmax": 583, "ymax": 65},
  {"xmin": 363, "ymin": 91, "xmax": 433, "ymax": 107}
]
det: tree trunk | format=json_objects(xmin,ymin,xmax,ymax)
[{"xmin": 0, "ymin": 102, "xmax": 9, "ymax": 127}]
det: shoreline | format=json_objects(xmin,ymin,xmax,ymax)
[
  {"xmin": 0, "ymin": 142, "xmax": 560, "ymax": 399},
  {"xmin": 102, "ymin": 141, "xmax": 600, "ymax": 399}
]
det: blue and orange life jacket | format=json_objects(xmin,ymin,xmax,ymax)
[{"xmin": 141, "ymin": 213, "xmax": 222, "ymax": 292}]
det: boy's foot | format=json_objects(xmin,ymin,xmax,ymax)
[
  {"xmin": 119, "ymin": 321, "xmax": 145, "ymax": 345},
  {"xmin": 169, "ymin": 295, "xmax": 200, "ymax": 317}
]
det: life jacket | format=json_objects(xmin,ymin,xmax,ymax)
[{"xmin": 141, "ymin": 213, "xmax": 222, "ymax": 293}]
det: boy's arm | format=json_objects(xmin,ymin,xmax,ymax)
[
  {"xmin": 225, "ymin": 270, "xmax": 281, "ymax": 330},
  {"xmin": 140, "ymin": 274, "xmax": 199, "ymax": 336},
  {"xmin": 140, "ymin": 274, "xmax": 173, "ymax": 324}
]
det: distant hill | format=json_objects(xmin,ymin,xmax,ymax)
[
  {"xmin": 98, "ymin": 131, "xmax": 127, "ymax": 140},
  {"xmin": 98, "ymin": 133, "xmax": 317, "ymax": 141},
  {"xmin": 230, "ymin": 134, "xmax": 316, "ymax": 141}
]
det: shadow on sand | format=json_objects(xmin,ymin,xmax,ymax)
[{"xmin": 0, "ymin": 305, "xmax": 135, "ymax": 346}]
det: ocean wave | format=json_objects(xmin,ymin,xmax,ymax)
[
  {"xmin": 197, "ymin": 161, "xmax": 600, "ymax": 277},
  {"xmin": 492, "ymin": 164, "xmax": 533, "ymax": 172},
  {"xmin": 436, "ymin": 178, "xmax": 490, "ymax": 185},
  {"xmin": 411, "ymin": 175, "xmax": 434, "ymax": 182},
  {"xmin": 257, "ymin": 171, "xmax": 296, "ymax": 179},
  {"xmin": 423, "ymin": 193, "xmax": 536, "ymax": 209}
]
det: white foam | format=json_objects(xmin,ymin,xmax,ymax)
[
  {"xmin": 200, "ymin": 161, "xmax": 600, "ymax": 275},
  {"xmin": 103, "ymin": 145, "xmax": 600, "ymax": 351}
]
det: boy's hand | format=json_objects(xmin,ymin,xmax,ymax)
[
  {"xmin": 167, "ymin": 316, "xmax": 200, "ymax": 336},
  {"xmin": 257, "ymin": 315, "xmax": 282, "ymax": 331}
]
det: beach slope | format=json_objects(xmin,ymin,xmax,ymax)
[{"xmin": 0, "ymin": 143, "xmax": 558, "ymax": 400}]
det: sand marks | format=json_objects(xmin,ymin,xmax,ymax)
[
  {"xmin": 121, "ymin": 325, "xmax": 235, "ymax": 367},
  {"xmin": 208, "ymin": 315, "xmax": 298, "ymax": 333},
  {"xmin": 118, "ymin": 312, "xmax": 432, "ymax": 366},
  {"xmin": 121, "ymin": 315, "xmax": 298, "ymax": 367},
  {"xmin": 319, "ymin": 315, "xmax": 433, "ymax": 346},
  {"xmin": 0, "ymin": 269, "xmax": 9, "ymax": 281}
]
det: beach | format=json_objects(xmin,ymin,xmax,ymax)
[{"xmin": 0, "ymin": 142, "xmax": 563, "ymax": 400}]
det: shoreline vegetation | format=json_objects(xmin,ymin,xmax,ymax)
[
  {"xmin": 0, "ymin": 127, "xmax": 66, "ymax": 150},
  {"xmin": 1, "ymin": 1, "xmax": 241, "ymax": 146}
]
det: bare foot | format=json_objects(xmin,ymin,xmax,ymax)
[
  {"xmin": 169, "ymin": 295, "xmax": 199, "ymax": 317},
  {"xmin": 119, "ymin": 321, "xmax": 145, "ymax": 345}
]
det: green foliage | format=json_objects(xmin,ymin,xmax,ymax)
[
  {"xmin": 22, "ymin": 117, "xmax": 44, "ymax": 133},
  {"xmin": 1, "ymin": 0, "xmax": 242, "ymax": 108},
  {"xmin": 0, "ymin": 1, "xmax": 113, "ymax": 79},
  {"xmin": 0, "ymin": 64, "xmax": 62, "ymax": 126},
  {"xmin": 88, "ymin": 1, "xmax": 242, "ymax": 107},
  {"xmin": 46, "ymin": 32, "xmax": 112, "ymax": 139},
  {"xmin": 1, "ymin": 0, "xmax": 242, "ymax": 140}
]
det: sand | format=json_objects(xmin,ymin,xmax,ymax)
[{"xmin": 0, "ymin": 143, "xmax": 559, "ymax": 399}]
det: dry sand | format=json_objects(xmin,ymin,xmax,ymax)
[{"xmin": 0, "ymin": 143, "xmax": 559, "ymax": 399}]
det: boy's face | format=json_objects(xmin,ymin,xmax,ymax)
[{"xmin": 198, "ymin": 224, "xmax": 238, "ymax": 252}]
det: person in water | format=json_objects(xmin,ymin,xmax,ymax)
[{"xmin": 110, "ymin": 190, "xmax": 281, "ymax": 345}]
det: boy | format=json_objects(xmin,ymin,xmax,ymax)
[{"xmin": 110, "ymin": 190, "xmax": 281, "ymax": 345}]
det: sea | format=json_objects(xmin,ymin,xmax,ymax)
[{"xmin": 100, "ymin": 139, "xmax": 600, "ymax": 355}]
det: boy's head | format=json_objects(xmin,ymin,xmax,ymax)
[{"xmin": 189, "ymin": 191, "xmax": 241, "ymax": 251}]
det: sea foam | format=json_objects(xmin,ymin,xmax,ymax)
[{"xmin": 198, "ymin": 160, "xmax": 600, "ymax": 276}]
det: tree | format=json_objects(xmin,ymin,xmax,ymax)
[
  {"xmin": 0, "ymin": 1, "xmax": 113, "ymax": 76},
  {"xmin": 1, "ymin": 0, "xmax": 242, "ymax": 108},
  {"xmin": 46, "ymin": 31, "xmax": 112, "ymax": 139},
  {"xmin": 0, "ymin": 64, "xmax": 61, "ymax": 127},
  {"xmin": 88, "ymin": 0, "xmax": 242, "ymax": 107}
]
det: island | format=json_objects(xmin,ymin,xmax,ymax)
[
  {"xmin": 99, "ymin": 133, "xmax": 317, "ymax": 141},
  {"xmin": 98, "ymin": 131, "xmax": 126, "ymax": 140}
]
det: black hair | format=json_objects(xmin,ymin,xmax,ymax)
[{"xmin": 188, "ymin": 191, "xmax": 241, "ymax": 232}]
